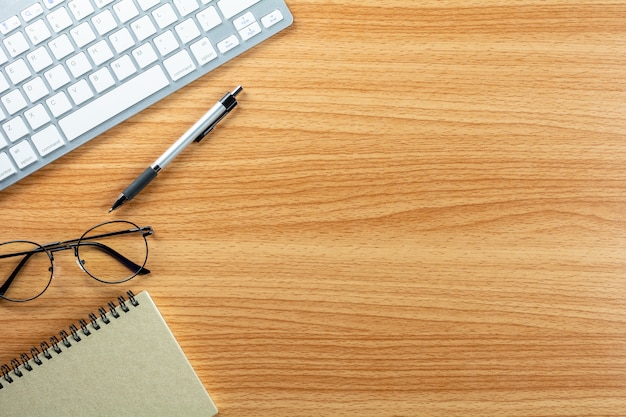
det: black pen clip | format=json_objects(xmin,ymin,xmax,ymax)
[
  {"xmin": 195, "ymin": 111, "xmax": 229, "ymax": 142},
  {"xmin": 195, "ymin": 87, "xmax": 241, "ymax": 142}
]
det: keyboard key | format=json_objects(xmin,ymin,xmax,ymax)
[
  {"xmin": 196, "ymin": 6, "xmax": 221, "ymax": 32},
  {"xmin": 4, "ymin": 32, "xmax": 30, "ymax": 58},
  {"xmin": 218, "ymin": 0, "xmax": 260, "ymax": 19},
  {"xmin": 44, "ymin": 0, "xmax": 67, "ymax": 10},
  {"xmin": 6, "ymin": 59, "xmax": 32, "ymax": 84},
  {"xmin": 68, "ymin": 0, "xmax": 95, "ymax": 20},
  {"xmin": 152, "ymin": 3, "xmax": 177, "ymax": 29},
  {"xmin": 21, "ymin": 3, "xmax": 45, "ymax": 22},
  {"xmin": 70, "ymin": 21, "xmax": 97, "ymax": 48},
  {"xmin": 89, "ymin": 68, "xmax": 115, "ymax": 93},
  {"xmin": 163, "ymin": 50, "xmax": 196, "ymax": 81},
  {"xmin": 46, "ymin": 92, "xmax": 72, "ymax": 117},
  {"xmin": 9, "ymin": 140, "xmax": 37, "ymax": 169},
  {"xmin": 154, "ymin": 30, "xmax": 179, "ymax": 56},
  {"xmin": 25, "ymin": 19, "xmax": 52, "ymax": 45},
  {"xmin": 217, "ymin": 35, "xmax": 239, "ymax": 54},
  {"xmin": 25, "ymin": 104, "xmax": 51, "ymax": 130},
  {"xmin": 113, "ymin": 0, "xmax": 139, "ymax": 23},
  {"xmin": 239, "ymin": 21, "xmax": 261, "ymax": 41},
  {"xmin": 67, "ymin": 52, "xmax": 93, "ymax": 78},
  {"xmin": 59, "ymin": 65, "xmax": 169, "ymax": 141},
  {"xmin": 68, "ymin": 79, "xmax": 94, "ymax": 105},
  {"xmin": 1, "ymin": 90, "xmax": 28, "ymax": 115},
  {"xmin": 0, "ymin": 16, "xmax": 21, "ymax": 35},
  {"xmin": 190, "ymin": 37, "xmax": 217, "ymax": 65},
  {"xmin": 137, "ymin": 0, "xmax": 161, "ymax": 11},
  {"xmin": 48, "ymin": 34, "xmax": 74, "ymax": 60},
  {"xmin": 3, "ymin": 116, "xmax": 29, "ymax": 142},
  {"xmin": 27, "ymin": 47, "xmax": 54, "ymax": 72},
  {"xmin": 32, "ymin": 125, "xmax": 64, "ymax": 156},
  {"xmin": 0, "ymin": 152, "xmax": 17, "ymax": 181},
  {"xmin": 92, "ymin": 10, "xmax": 117, "ymax": 36},
  {"xmin": 110, "ymin": 27, "xmax": 135, "ymax": 54},
  {"xmin": 233, "ymin": 12, "xmax": 255, "ymax": 31},
  {"xmin": 131, "ymin": 15, "xmax": 157, "ymax": 41},
  {"xmin": 44, "ymin": 64, "xmax": 71, "ymax": 90},
  {"xmin": 24, "ymin": 77, "xmax": 50, "ymax": 102},
  {"xmin": 261, "ymin": 9, "xmax": 284, "ymax": 29},
  {"xmin": 47, "ymin": 7, "xmax": 73, "ymax": 32},
  {"xmin": 88, "ymin": 40, "xmax": 114, "ymax": 66},
  {"xmin": 175, "ymin": 18, "xmax": 201, "ymax": 44},
  {"xmin": 132, "ymin": 43, "xmax": 158, "ymax": 68},
  {"xmin": 174, "ymin": 0, "xmax": 199, "ymax": 17},
  {"xmin": 111, "ymin": 55, "xmax": 137, "ymax": 81},
  {"xmin": 94, "ymin": 0, "xmax": 115, "ymax": 7}
]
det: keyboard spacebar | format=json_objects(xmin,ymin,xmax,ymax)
[{"xmin": 59, "ymin": 66, "xmax": 169, "ymax": 142}]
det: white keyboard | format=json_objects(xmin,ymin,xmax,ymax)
[{"xmin": 0, "ymin": 0, "xmax": 292, "ymax": 190}]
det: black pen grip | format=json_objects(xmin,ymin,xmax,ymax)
[{"xmin": 123, "ymin": 167, "xmax": 158, "ymax": 201}]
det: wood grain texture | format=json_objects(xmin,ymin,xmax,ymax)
[{"xmin": 2, "ymin": 1, "xmax": 626, "ymax": 415}]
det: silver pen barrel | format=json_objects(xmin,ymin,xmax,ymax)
[{"xmin": 153, "ymin": 101, "xmax": 225, "ymax": 170}]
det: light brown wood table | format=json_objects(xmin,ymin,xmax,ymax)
[{"xmin": 2, "ymin": 1, "xmax": 626, "ymax": 415}]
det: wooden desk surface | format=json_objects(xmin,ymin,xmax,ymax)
[{"xmin": 2, "ymin": 1, "xmax": 626, "ymax": 415}]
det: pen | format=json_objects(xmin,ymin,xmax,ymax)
[{"xmin": 108, "ymin": 85, "xmax": 243, "ymax": 212}]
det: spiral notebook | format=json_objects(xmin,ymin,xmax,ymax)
[{"xmin": 0, "ymin": 291, "xmax": 218, "ymax": 417}]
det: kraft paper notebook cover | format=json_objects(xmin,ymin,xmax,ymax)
[{"xmin": 0, "ymin": 291, "xmax": 218, "ymax": 417}]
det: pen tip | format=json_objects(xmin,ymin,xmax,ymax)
[{"xmin": 109, "ymin": 194, "xmax": 127, "ymax": 213}]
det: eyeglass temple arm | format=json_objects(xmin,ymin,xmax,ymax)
[
  {"xmin": 0, "ymin": 252, "xmax": 35, "ymax": 296},
  {"xmin": 77, "ymin": 241, "xmax": 150, "ymax": 275},
  {"xmin": 81, "ymin": 226, "xmax": 153, "ymax": 242},
  {"xmin": 49, "ymin": 226, "xmax": 153, "ymax": 248}
]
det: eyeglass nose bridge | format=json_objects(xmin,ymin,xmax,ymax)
[
  {"xmin": 39, "ymin": 243, "xmax": 81, "ymax": 272},
  {"xmin": 42, "ymin": 241, "xmax": 77, "ymax": 252}
]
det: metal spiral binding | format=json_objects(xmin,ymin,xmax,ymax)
[{"xmin": 0, "ymin": 290, "xmax": 139, "ymax": 390}]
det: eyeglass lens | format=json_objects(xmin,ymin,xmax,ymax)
[
  {"xmin": 77, "ymin": 221, "xmax": 149, "ymax": 284},
  {"xmin": 0, "ymin": 241, "xmax": 52, "ymax": 302}
]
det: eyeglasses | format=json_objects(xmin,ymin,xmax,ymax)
[{"xmin": 0, "ymin": 220, "xmax": 153, "ymax": 302}]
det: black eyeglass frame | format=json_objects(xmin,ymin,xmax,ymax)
[{"xmin": 0, "ymin": 220, "xmax": 153, "ymax": 303}]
